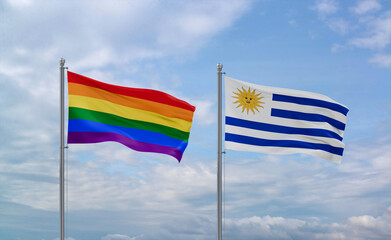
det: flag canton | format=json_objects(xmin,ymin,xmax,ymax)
[{"xmin": 228, "ymin": 86, "xmax": 273, "ymax": 123}]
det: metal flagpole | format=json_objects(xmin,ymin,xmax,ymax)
[
  {"xmin": 59, "ymin": 58, "xmax": 66, "ymax": 240},
  {"xmin": 217, "ymin": 63, "xmax": 223, "ymax": 240}
]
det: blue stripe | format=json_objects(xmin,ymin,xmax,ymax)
[
  {"xmin": 226, "ymin": 116, "xmax": 343, "ymax": 141},
  {"xmin": 226, "ymin": 133, "xmax": 344, "ymax": 156},
  {"xmin": 68, "ymin": 119, "xmax": 188, "ymax": 152},
  {"xmin": 271, "ymin": 109, "xmax": 346, "ymax": 131},
  {"xmin": 273, "ymin": 94, "xmax": 349, "ymax": 115}
]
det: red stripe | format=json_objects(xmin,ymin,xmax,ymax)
[{"xmin": 67, "ymin": 71, "xmax": 196, "ymax": 112}]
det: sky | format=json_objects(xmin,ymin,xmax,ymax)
[{"xmin": 0, "ymin": 0, "xmax": 390, "ymax": 239}]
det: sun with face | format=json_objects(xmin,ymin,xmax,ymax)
[{"xmin": 232, "ymin": 87, "xmax": 264, "ymax": 114}]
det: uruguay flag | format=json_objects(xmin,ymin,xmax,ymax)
[{"xmin": 225, "ymin": 77, "xmax": 349, "ymax": 163}]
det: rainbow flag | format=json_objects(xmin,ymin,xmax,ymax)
[{"xmin": 67, "ymin": 71, "xmax": 196, "ymax": 162}]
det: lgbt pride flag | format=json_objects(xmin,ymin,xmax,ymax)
[
  {"xmin": 67, "ymin": 71, "xmax": 195, "ymax": 162},
  {"xmin": 225, "ymin": 77, "xmax": 348, "ymax": 163}
]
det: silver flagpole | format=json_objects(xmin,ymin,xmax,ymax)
[
  {"xmin": 217, "ymin": 63, "xmax": 223, "ymax": 240},
  {"xmin": 59, "ymin": 58, "xmax": 66, "ymax": 240}
]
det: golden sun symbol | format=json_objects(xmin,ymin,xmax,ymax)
[{"xmin": 233, "ymin": 87, "xmax": 265, "ymax": 114}]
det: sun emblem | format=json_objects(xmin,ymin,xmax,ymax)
[{"xmin": 232, "ymin": 87, "xmax": 265, "ymax": 114}]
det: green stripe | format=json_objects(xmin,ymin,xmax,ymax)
[{"xmin": 69, "ymin": 107, "xmax": 190, "ymax": 142}]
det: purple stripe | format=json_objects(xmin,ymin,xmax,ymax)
[{"xmin": 68, "ymin": 132, "xmax": 183, "ymax": 162}]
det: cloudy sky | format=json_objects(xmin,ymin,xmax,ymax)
[{"xmin": 1, "ymin": 0, "xmax": 390, "ymax": 239}]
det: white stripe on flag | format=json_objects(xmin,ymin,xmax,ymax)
[
  {"xmin": 226, "ymin": 124, "xmax": 344, "ymax": 148},
  {"xmin": 225, "ymin": 141, "xmax": 343, "ymax": 163},
  {"xmin": 224, "ymin": 76, "xmax": 348, "ymax": 163}
]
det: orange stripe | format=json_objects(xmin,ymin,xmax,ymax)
[{"xmin": 68, "ymin": 82, "xmax": 194, "ymax": 122}]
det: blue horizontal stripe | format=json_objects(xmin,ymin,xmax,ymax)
[
  {"xmin": 68, "ymin": 119, "xmax": 188, "ymax": 153},
  {"xmin": 273, "ymin": 94, "xmax": 349, "ymax": 115},
  {"xmin": 226, "ymin": 116, "xmax": 343, "ymax": 141},
  {"xmin": 226, "ymin": 133, "xmax": 344, "ymax": 156},
  {"xmin": 271, "ymin": 108, "xmax": 346, "ymax": 131}
]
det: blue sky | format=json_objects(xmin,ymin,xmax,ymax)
[{"xmin": 0, "ymin": 0, "xmax": 390, "ymax": 239}]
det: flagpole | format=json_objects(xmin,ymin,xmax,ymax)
[
  {"xmin": 59, "ymin": 58, "xmax": 66, "ymax": 240},
  {"xmin": 217, "ymin": 63, "xmax": 223, "ymax": 240}
]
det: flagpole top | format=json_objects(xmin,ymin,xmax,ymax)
[
  {"xmin": 217, "ymin": 63, "xmax": 223, "ymax": 71},
  {"xmin": 60, "ymin": 58, "xmax": 65, "ymax": 66}
]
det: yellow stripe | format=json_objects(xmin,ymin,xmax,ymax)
[{"xmin": 69, "ymin": 95, "xmax": 192, "ymax": 132}]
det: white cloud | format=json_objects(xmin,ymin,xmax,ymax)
[
  {"xmin": 351, "ymin": 0, "xmax": 381, "ymax": 15},
  {"xmin": 102, "ymin": 234, "xmax": 138, "ymax": 240},
  {"xmin": 288, "ymin": 19, "xmax": 297, "ymax": 27},
  {"xmin": 6, "ymin": 0, "xmax": 33, "ymax": 8},
  {"xmin": 72, "ymin": 48, "xmax": 116, "ymax": 70},
  {"xmin": 318, "ymin": 2, "xmax": 391, "ymax": 67},
  {"xmin": 312, "ymin": 0, "xmax": 338, "ymax": 18},
  {"xmin": 369, "ymin": 53, "xmax": 391, "ymax": 68},
  {"xmin": 0, "ymin": 150, "xmax": 216, "ymax": 211},
  {"xmin": 349, "ymin": 11, "xmax": 391, "ymax": 49},
  {"xmin": 0, "ymin": 0, "xmax": 252, "ymax": 95},
  {"xmin": 224, "ymin": 206, "xmax": 391, "ymax": 240},
  {"xmin": 229, "ymin": 215, "xmax": 306, "ymax": 229},
  {"xmin": 156, "ymin": 1, "xmax": 251, "ymax": 51},
  {"xmin": 329, "ymin": 206, "xmax": 391, "ymax": 239},
  {"xmin": 311, "ymin": 0, "xmax": 352, "ymax": 38},
  {"xmin": 326, "ymin": 18, "xmax": 351, "ymax": 35},
  {"xmin": 225, "ymin": 215, "xmax": 306, "ymax": 240},
  {"xmin": 191, "ymin": 99, "xmax": 215, "ymax": 126},
  {"xmin": 331, "ymin": 43, "xmax": 346, "ymax": 52}
]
